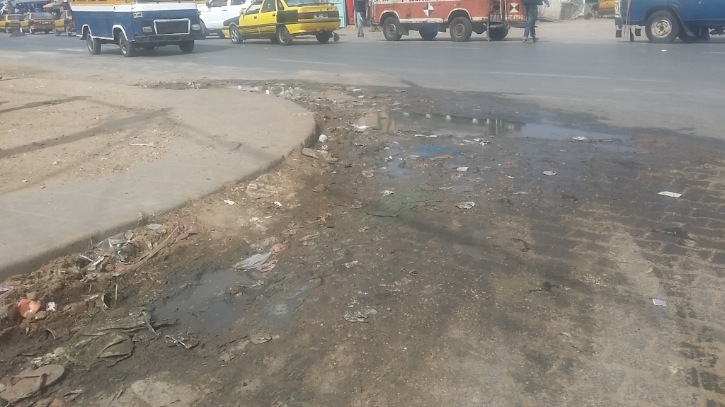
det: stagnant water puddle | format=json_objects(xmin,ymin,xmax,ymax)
[
  {"xmin": 357, "ymin": 111, "xmax": 629, "ymax": 141},
  {"xmin": 153, "ymin": 267, "xmax": 252, "ymax": 334}
]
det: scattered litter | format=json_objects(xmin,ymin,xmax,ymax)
[
  {"xmin": 344, "ymin": 261, "xmax": 359, "ymax": 269},
  {"xmin": 543, "ymin": 171, "xmax": 557, "ymax": 176},
  {"xmin": 46, "ymin": 302, "xmax": 57, "ymax": 312},
  {"xmin": 318, "ymin": 134, "xmax": 328, "ymax": 143},
  {"xmin": 165, "ymin": 335, "xmax": 199, "ymax": 350},
  {"xmin": 658, "ymin": 191, "xmax": 682, "ymax": 198},
  {"xmin": 234, "ymin": 253, "xmax": 272, "ymax": 271},
  {"xmin": 0, "ymin": 285, "xmax": 12, "ymax": 300},
  {"xmin": 17, "ymin": 299, "xmax": 41, "ymax": 319},
  {"xmin": 223, "ymin": 199, "xmax": 236, "ymax": 206},
  {"xmin": 146, "ymin": 223, "xmax": 164, "ymax": 231},
  {"xmin": 354, "ymin": 125, "xmax": 371, "ymax": 132},
  {"xmin": 312, "ymin": 184, "xmax": 327, "ymax": 193},
  {"xmin": 361, "ymin": 170, "xmax": 374, "ymax": 178},
  {"xmin": 249, "ymin": 333, "xmax": 272, "ymax": 344},
  {"xmin": 382, "ymin": 190, "xmax": 395, "ymax": 196},
  {"xmin": 343, "ymin": 308, "xmax": 377, "ymax": 323},
  {"xmin": 274, "ymin": 201, "xmax": 283, "ymax": 208},
  {"xmin": 661, "ymin": 49, "xmax": 667, "ymax": 52},
  {"xmin": 456, "ymin": 202, "xmax": 475, "ymax": 209},
  {"xmin": 351, "ymin": 201, "xmax": 363, "ymax": 209},
  {"xmin": 472, "ymin": 118, "xmax": 479, "ymax": 124},
  {"xmin": 572, "ymin": 136, "xmax": 589, "ymax": 142},
  {"xmin": 0, "ymin": 364, "xmax": 65, "ymax": 403},
  {"xmin": 129, "ymin": 142, "xmax": 154, "ymax": 147},
  {"xmin": 456, "ymin": 167, "xmax": 469, "ymax": 172},
  {"xmin": 652, "ymin": 298, "xmax": 667, "ymax": 306},
  {"xmin": 301, "ymin": 147, "xmax": 339, "ymax": 163},
  {"xmin": 445, "ymin": 115, "xmax": 452, "ymax": 121}
]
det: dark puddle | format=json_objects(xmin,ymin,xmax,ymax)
[
  {"xmin": 358, "ymin": 111, "xmax": 629, "ymax": 141},
  {"xmin": 153, "ymin": 267, "xmax": 250, "ymax": 333}
]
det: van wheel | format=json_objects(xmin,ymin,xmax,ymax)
[
  {"xmin": 488, "ymin": 26, "xmax": 508, "ymax": 41},
  {"xmin": 277, "ymin": 25, "xmax": 293, "ymax": 45},
  {"xmin": 449, "ymin": 16, "xmax": 472, "ymax": 42},
  {"xmin": 119, "ymin": 32, "xmax": 136, "ymax": 57},
  {"xmin": 419, "ymin": 26, "xmax": 438, "ymax": 40},
  {"xmin": 645, "ymin": 10, "xmax": 679, "ymax": 43},
  {"xmin": 86, "ymin": 33, "xmax": 101, "ymax": 55},
  {"xmin": 230, "ymin": 24, "xmax": 242, "ymax": 44},
  {"xmin": 382, "ymin": 16, "xmax": 402, "ymax": 41},
  {"xmin": 179, "ymin": 40, "xmax": 194, "ymax": 53}
]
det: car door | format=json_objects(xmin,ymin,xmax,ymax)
[
  {"xmin": 239, "ymin": 0, "xmax": 263, "ymax": 37},
  {"xmin": 256, "ymin": 0, "xmax": 277, "ymax": 37}
]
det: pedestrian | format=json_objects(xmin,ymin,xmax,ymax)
[
  {"xmin": 354, "ymin": 0, "xmax": 365, "ymax": 37},
  {"xmin": 522, "ymin": 0, "xmax": 547, "ymax": 43}
]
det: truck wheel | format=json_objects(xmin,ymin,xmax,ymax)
[
  {"xmin": 645, "ymin": 10, "xmax": 679, "ymax": 43},
  {"xmin": 488, "ymin": 26, "xmax": 508, "ymax": 41},
  {"xmin": 119, "ymin": 32, "xmax": 136, "ymax": 57},
  {"xmin": 179, "ymin": 40, "xmax": 194, "ymax": 53},
  {"xmin": 86, "ymin": 33, "xmax": 101, "ymax": 55},
  {"xmin": 382, "ymin": 16, "xmax": 402, "ymax": 41},
  {"xmin": 230, "ymin": 24, "xmax": 242, "ymax": 44},
  {"xmin": 419, "ymin": 26, "xmax": 437, "ymax": 40},
  {"xmin": 449, "ymin": 16, "xmax": 472, "ymax": 42},
  {"xmin": 277, "ymin": 25, "xmax": 293, "ymax": 45}
]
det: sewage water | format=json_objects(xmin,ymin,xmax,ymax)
[{"xmin": 358, "ymin": 111, "xmax": 628, "ymax": 141}]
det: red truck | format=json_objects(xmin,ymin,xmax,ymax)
[{"xmin": 371, "ymin": 0, "xmax": 526, "ymax": 41}]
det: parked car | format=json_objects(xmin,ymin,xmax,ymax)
[
  {"xmin": 54, "ymin": 9, "xmax": 75, "ymax": 36},
  {"xmin": 199, "ymin": 0, "xmax": 252, "ymax": 38},
  {"xmin": 615, "ymin": 0, "xmax": 725, "ymax": 42},
  {"xmin": 20, "ymin": 12, "xmax": 55, "ymax": 34},
  {"xmin": 228, "ymin": 0, "xmax": 340, "ymax": 45},
  {"xmin": 0, "ymin": 14, "xmax": 23, "ymax": 33}
]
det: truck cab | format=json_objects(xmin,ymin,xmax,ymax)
[{"xmin": 615, "ymin": 0, "xmax": 725, "ymax": 42}]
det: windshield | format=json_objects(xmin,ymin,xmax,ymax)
[
  {"xmin": 30, "ymin": 13, "xmax": 54, "ymax": 19},
  {"xmin": 285, "ymin": 0, "xmax": 329, "ymax": 5}
]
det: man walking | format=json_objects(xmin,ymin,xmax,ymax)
[
  {"xmin": 522, "ymin": 0, "xmax": 547, "ymax": 43},
  {"xmin": 354, "ymin": 0, "xmax": 366, "ymax": 37}
]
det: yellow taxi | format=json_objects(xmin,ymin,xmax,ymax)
[
  {"xmin": 0, "ymin": 14, "xmax": 23, "ymax": 33},
  {"xmin": 54, "ymin": 9, "xmax": 75, "ymax": 36},
  {"xmin": 228, "ymin": 0, "xmax": 340, "ymax": 45},
  {"xmin": 21, "ymin": 12, "xmax": 56, "ymax": 34}
]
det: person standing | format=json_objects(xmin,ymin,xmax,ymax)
[
  {"xmin": 522, "ymin": 0, "xmax": 547, "ymax": 43},
  {"xmin": 354, "ymin": 0, "xmax": 365, "ymax": 37}
]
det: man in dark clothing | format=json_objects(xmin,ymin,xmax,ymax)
[
  {"xmin": 354, "ymin": 0, "xmax": 366, "ymax": 37},
  {"xmin": 522, "ymin": 0, "xmax": 547, "ymax": 43}
]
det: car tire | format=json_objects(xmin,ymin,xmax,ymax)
[
  {"xmin": 86, "ymin": 33, "xmax": 101, "ymax": 55},
  {"xmin": 316, "ymin": 32, "xmax": 331, "ymax": 44},
  {"xmin": 179, "ymin": 40, "xmax": 194, "ymax": 53},
  {"xmin": 382, "ymin": 16, "xmax": 402, "ymax": 41},
  {"xmin": 119, "ymin": 31, "xmax": 136, "ymax": 57},
  {"xmin": 487, "ymin": 26, "xmax": 508, "ymax": 41},
  {"xmin": 277, "ymin": 25, "xmax": 293, "ymax": 45},
  {"xmin": 645, "ymin": 10, "xmax": 679, "ymax": 43},
  {"xmin": 419, "ymin": 26, "xmax": 437, "ymax": 40},
  {"xmin": 449, "ymin": 16, "xmax": 472, "ymax": 42},
  {"xmin": 230, "ymin": 24, "xmax": 242, "ymax": 44}
]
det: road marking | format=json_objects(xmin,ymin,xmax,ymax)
[
  {"xmin": 705, "ymin": 51, "xmax": 725, "ymax": 54},
  {"xmin": 486, "ymin": 71, "xmax": 668, "ymax": 83},
  {"xmin": 266, "ymin": 58, "xmax": 348, "ymax": 66}
]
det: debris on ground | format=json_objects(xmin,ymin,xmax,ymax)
[
  {"xmin": 312, "ymin": 184, "xmax": 327, "ymax": 193},
  {"xmin": 17, "ymin": 298, "xmax": 41, "ymax": 319},
  {"xmin": 165, "ymin": 335, "xmax": 199, "ymax": 350},
  {"xmin": 344, "ymin": 261, "xmax": 359, "ymax": 269},
  {"xmin": 249, "ymin": 332, "xmax": 273, "ymax": 344},
  {"xmin": 543, "ymin": 171, "xmax": 557, "ymax": 176},
  {"xmin": 224, "ymin": 199, "xmax": 236, "ymax": 205},
  {"xmin": 343, "ymin": 309, "xmax": 377, "ymax": 323},
  {"xmin": 658, "ymin": 191, "xmax": 682, "ymax": 198},
  {"xmin": 301, "ymin": 147, "xmax": 339, "ymax": 163},
  {"xmin": 0, "ymin": 364, "xmax": 65, "ymax": 404},
  {"xmin": 234, "ymin": 253, "xmax": 272, "ymax": 271},
  {"xmin": 0, "ymin": 285, "xmax": 13, "ymax": 300},
  {"xmin": 652, "ymin": 298, "xmax": 667, "ymax": 306},
  {"xmin": 456, "ymin": 202, "xmax": 475, "ymax": 209}
]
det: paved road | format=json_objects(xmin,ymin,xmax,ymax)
[{"xmin": 2, "ymin": 20, "xmax": 725, "ymax": 138}]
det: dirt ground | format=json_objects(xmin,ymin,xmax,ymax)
[{"xmin": 1, "ymin": 69, "xmax": 725, "ymax": 407}]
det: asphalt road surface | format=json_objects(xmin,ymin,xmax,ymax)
[{"xmin": 2, "ymin": 19, "xmax": 725, "ymax": 139}]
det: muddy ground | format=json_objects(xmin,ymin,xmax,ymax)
[{"xmin": 1, "ymin": 74, "xmax": 725, "ymax": 406}]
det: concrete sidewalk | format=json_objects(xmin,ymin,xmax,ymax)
[{"xmin": 0, "ymin": 77, "xmax": 316, "ymax": 279}]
